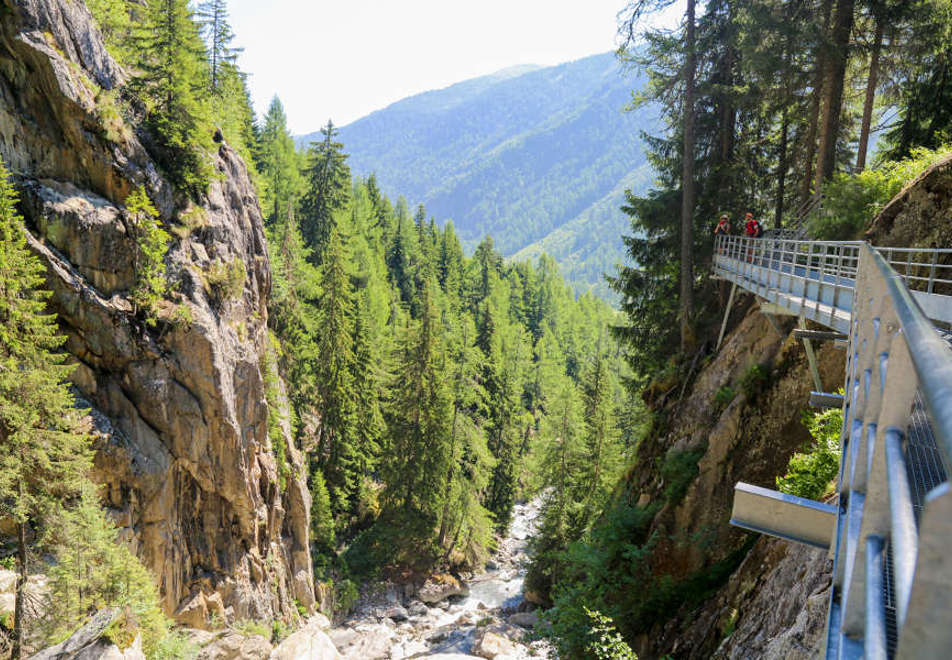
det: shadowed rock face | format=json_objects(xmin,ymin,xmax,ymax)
[{"xmin": 0, "ymin": 0, "xmax": 314, "ymax": 626}]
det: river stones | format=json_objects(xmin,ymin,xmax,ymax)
[
  {"xmin": 418, "ymin": 574, "xmax": 468, "ymax": 603},
  {"xmin": 507, "ymin": 611, "xmax": 540, "ymax": 629}
]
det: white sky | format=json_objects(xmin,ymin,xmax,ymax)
[{"xmin": 229, "ymin": 0, "xmax": 685, "ymax": 134}]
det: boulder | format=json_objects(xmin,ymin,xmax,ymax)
[
  {"xmin": 29, "ymin": 609, "xmax": 146, "ymax": 660},
  {"xmin": 382, "ymin": 605, "xmax": 408, "ymax": 622},
  {"xmin": 269, "ymin": 619, "xmax": 341, "ymax": 660},
  {"xmin": 407, "ymin": 601, "xmax": 428, "ymax": 617},
  {"xmin": 417, "ymin": 575, "xmax": 468, "ymax": 604},
  {"xmin": 472, "ymin": 631, "xmax": 517, "ymax": 659},
  {"xmin": 507, "ymin": 611, "xmax": 540, "ymax": 629},
  {"xmin": 196, "ymin": 632, "xmax": 273, "ymax": 660}
]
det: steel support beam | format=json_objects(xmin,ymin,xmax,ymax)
[{"xmin": 730, "ymin": 482, "xmax": 836, "ymax": 549}]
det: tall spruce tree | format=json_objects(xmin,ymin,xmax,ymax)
[
  {"xmin": 133, "ymin": 0, "xmax": 214, "ymax": 194},
  {"xmin": 302, "ymin": 121, "xmax": 351, "ymax": 262},
  {"xmin": 0, "ymin": 159, "xmax": 98, "ymax": 658}
]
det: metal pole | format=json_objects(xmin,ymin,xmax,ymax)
[
  {"xmin": 716, "ymin": 282, "xmax": 738, "ymax": 350},
  {"xmin": 799, "ymin": 315, "xmax": 824, "ymax": 392}
]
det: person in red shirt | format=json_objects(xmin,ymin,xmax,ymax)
[{"xmin": 743, "ymin": 212, "xmax": 761, "ymax": 238}]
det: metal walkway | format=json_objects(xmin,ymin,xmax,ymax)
[{"xmin": 713, "ymin": 234, "xmax": 952, "ymax": 659}]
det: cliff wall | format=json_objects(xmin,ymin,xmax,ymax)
[{"xmin": 0, "ymin": 0, "xmax": 314, "ymax": 627}]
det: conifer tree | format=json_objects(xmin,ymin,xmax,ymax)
[
  {"xmin": 301, "ymin": 121, "xmax": 351, "ymax": 262},
  {"xmin": 0, "ymin": 159, "xmax": 98, "ymax": 658},
  {"xmin": 258, "ymin": 97, "xmax": 304, "ymax": 226},
  {"xmin": 196, "ymin": 0, "xmax": 241, "ymax": 91},
  {"xmin": 125, "ymin": 186, "xmax": 169, "ymax": 325},
  {"xmin": 133, "ymin": 0, "xmax": 214, "ymax": 194},
  {"xmin": 382, "ymin": 284, "xmax": 453, "ymax": 543},
  {"xmin": 314, "ymin": 227, "xmax": 359, "ymax": 516},
  {"xmin": 351, "ymin": 290, "xmax": 384, "ymax": 503}
]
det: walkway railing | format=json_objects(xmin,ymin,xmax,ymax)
[
  {"xmin": 713, "ymin": 234, "xmax": 952, "ymax": 659},
  {"xmin": 713, "ymin": 235, "xmax": 952, "ymax": 329},
  {"xmin": 830, "ymin": 245, "xmax": 952, "ymax": 659}
]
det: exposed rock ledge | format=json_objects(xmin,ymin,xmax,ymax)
[{"xmin": 0, "ymin": 0, "xmax": 313, "ymax": 626}]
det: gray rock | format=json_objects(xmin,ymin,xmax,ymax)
[
  {"xmin": 197, "ymin": 632, "xmax": 273, "ymax": 660},
  {"xmin": 270, "ymin": 618, "xmax": 341, "ymax": 659},
  {"xmin": 407, "ymin": 601, "xmax": 428, "ymax": 617},
  {"xmin": 383, "ymin": 605, "xmax": 408, "ymax": 622},
  {"xmin": 507, "ymin": 611, "xmax": 540, "ymax": 629},
  {"xmin": 29, "ymin": 609, "xmax": 119, "ymax": 660}
]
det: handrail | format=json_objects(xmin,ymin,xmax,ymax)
[{"xmin": 714, "ymin": 234, "xmax": 952, "ymax": 658}]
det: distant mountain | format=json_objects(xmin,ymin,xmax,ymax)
[{"xmin": 298, "ymin": 52, "xmax": 659, "ymax": 299}]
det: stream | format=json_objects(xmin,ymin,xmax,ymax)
[{"xmin": 327, "ymin": 499, "xmax": 556, "ymax": 659}]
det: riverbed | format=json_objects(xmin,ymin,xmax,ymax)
[{"xmin": 327, "ymin": 499, "xmax": 556, "ymax": 659}]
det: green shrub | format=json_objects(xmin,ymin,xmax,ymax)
[
  {"xmin": 271, "ymin": 620, "xmax": 290, "ymax": 644},
  {"xmin": 582, "ymin": 608, "xmax": 638, "ymax": 660},
  {"xmin": 808, "ymin": 146, "xmax": 951, "ymax": 240},
  {"xmin": 231, "ymin": 619, "xmax": 271, "ymax": 639},
  {"xmin": 152, "ymin": 630, "xmax": 200, "ymax": 659},
  {"xmin": 777, "ymin": 406, "xmax": 842, "ymax": 499},
  {"xmin": 125, "ymin": 186, "xmax": 169, "ymax": 325},
  {"xmin": 660, "ymin": 446, "xmax": 706, "ymax": 505},
  {"xmin": 713, "ymin": 385, "xmax": 736, "ymax": 411},
  {"xmin": 740, "ymin": 363, "xmax": 771, "ymax": 402},
  {"xmin": 204, "ymin": 257, "xmax": 246, "ymax": 307},
  {"xmin": 95, "ymin": 88, "xmax": 131, "ymax": 144}
]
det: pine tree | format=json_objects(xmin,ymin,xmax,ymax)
[
  {"xmin": 382, "ymin": 283, "xmax": 454, "ymax": 545},
  {"xmin": 133, "ymin": 0, "xmax": 214, "ymax": 195},
  {"xmin": 301, "ymin": 121, "xmax": 351, "ymax": 262},
  {"xmin": 125, "ymin": 186, "xmax": 169, "ymax": 325},
  {"xmin": 196, "ymin": 0, "xmax": 241, "ymax": 91},
  {"xmin": 43, "ymin": 486, "xmax": 167, "ymax": 654},
  {"xmin": 351, "ymin": 290, "xmax": 384, "ymax": 506},
  {"xmin": 0, "ymin": 159, "xmax": 97, "ymax": 658},
  {"xmin": 314, "ymin": 227, "xmax": 359, "ymax": 516},
  {"xmin": 257, "ymin": 97, "xmax": 304, "ymax": 226}
]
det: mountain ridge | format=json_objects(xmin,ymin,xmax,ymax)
[{"xmin": 298, "ymin": 52, "xmax": 659, "ymax": 299}]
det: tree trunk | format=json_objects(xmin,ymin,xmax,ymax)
[
  {"xmin": 856, "ymin": 18, "xmax": 884, "ymax": 172},
  {"xmin": 814, "ymin": 0, "xmax": 856, "ymax": 197},
  {"xmin": 776, "ymin": 40, "xmax": 793, "ymax": 228},
  {"xmin": 12, "ymin": 519, "xmax": 25, "ymax": 660},
  {"xmin": 798, "ymin": 0, "xmax": 835, "ymax": 205},
  {"xmin": 680, "ymin": 0, "xmax": 697, "ymax": 354}
]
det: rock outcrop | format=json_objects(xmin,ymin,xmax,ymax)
[{"xmin": 0, "ymin": 0, "xmax": 313, "ymax": 626}]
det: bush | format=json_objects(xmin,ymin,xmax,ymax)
[
  {"xmin": 231, "ymin": 619, "xmax": 270, "ymax": 639},
  {"xmin": 125, "ymin": 186, "xmax": 169, "ymax": 325},
  {"xmin": 713, "ymin": 385, "xmax": 736, "ymax": 411},
  {"xmin": 204, "ymin": 257, "xmax": 246, "ymax": 307},
  {"xmin": 808, "ymin": 146, "xmax": 951, "ymax": 240},
  {"xmin": 152, "ymin": 630, "xmax": 200, "ymax": 660},
  {"xmin": 740, "ymin": 363, "xmax": 771, "ymax": 402},
  {"xmin": 582, "ymin": 608, "xmax": 638, "ymax": 660},
  {"xmin": 777, "ymin": 406, "xmax": 842, "ymax": 499},
  {"xmin": 660, "ymin": 446, "xmax": 706, "ymax": 505}
]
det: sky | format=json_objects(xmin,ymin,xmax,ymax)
[{"xmin": 228, "ymin": 0, "xmax": 685, "ymax": 135}]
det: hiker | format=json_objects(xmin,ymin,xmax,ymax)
[
  {"xmin": 714, "ymin": 214, "xmax": 731, "ymax": 236},
  {"xmin": 743, "ymin": 212, "xmax": 762, "ymax": 238}
]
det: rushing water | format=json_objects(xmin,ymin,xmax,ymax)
[{"xmin": 329, "ymin": 499, "xmax": 554, "ymax": 659}]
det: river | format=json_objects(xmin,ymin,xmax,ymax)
[{"xmin": 327, "ymin": 499, "xmax": 556, "ymax": 659}]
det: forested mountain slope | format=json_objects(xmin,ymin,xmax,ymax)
[{"xmin": 298, "ymin": 53, "xmax": 659, "ymax": 298}]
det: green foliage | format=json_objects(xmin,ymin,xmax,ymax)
[
  {"xmin": 42, "ymin": 486, "xmax": 168, "ymax": 654},
  {"xmin": 660, "ymin": 446, "xmax": 706, "ymax": 505},
  {"xmin": 204, "ymin": 257, "xmax": 246, "ymax": 307},
  {"xmin": 740, "ymin": 364, "xmax": 771, "ymax": 402},
  {"xmin": 125, "ymin": 186, "xmax": 169, "ymax": 325},
  {"xmin": 86, "ymin": 0, "xmax": 135, "ymax": 65},
  {"xmin": 808, "ymin": 147, "xmax": 952, "ymax": 240},
  {"xmin": 231, "ymin": 619, "xmax": 270, "ymax": 639},
  {"xmin": 261, "ymin": 340, "xmax": 290, "ymax": 489},
  {"xmin": 582, "ymin": 608, "xmax": 638, "ymax": 660},
  {"xmin": 95, "ymin": 88, "xmax": 131, "ymax": 144},
  {"xmin": 310, "ymin": 470, "xmax": 336, "ymax": 551},
  {"xmin": 713, "ymin": 385, "xmax": 736, "ymax": 410},
  {"xmin": 152, "ymin": 630, "xmax": 200, "ymax": 660},
  {"xmin": 777, "ymin": 406, "xmax": 842, "ymax": 500},
  {"xmin": 132, "ymin": 0, "xmax": 215, "ymax": 196}
]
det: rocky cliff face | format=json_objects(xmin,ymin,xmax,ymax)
[
  {"xmin": 623, "ymin": 295, "xmax": 842, "ymax": 659},
  {"xmin": 0, "ymin": 0, "xmax": 314, "ymax": 626}
]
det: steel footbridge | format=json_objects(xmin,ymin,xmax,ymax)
[{"xmin": 713, "ymin": 234, "xmax": 952, "ymax": 659}]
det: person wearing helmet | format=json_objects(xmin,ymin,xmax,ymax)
[
  {"xmin": 743, "ymin": 212, "xmax": 762, "ymax": 238},
  {"xmin": 714, "ymin": 213, "xmax": 731, "ymax": 236}
]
